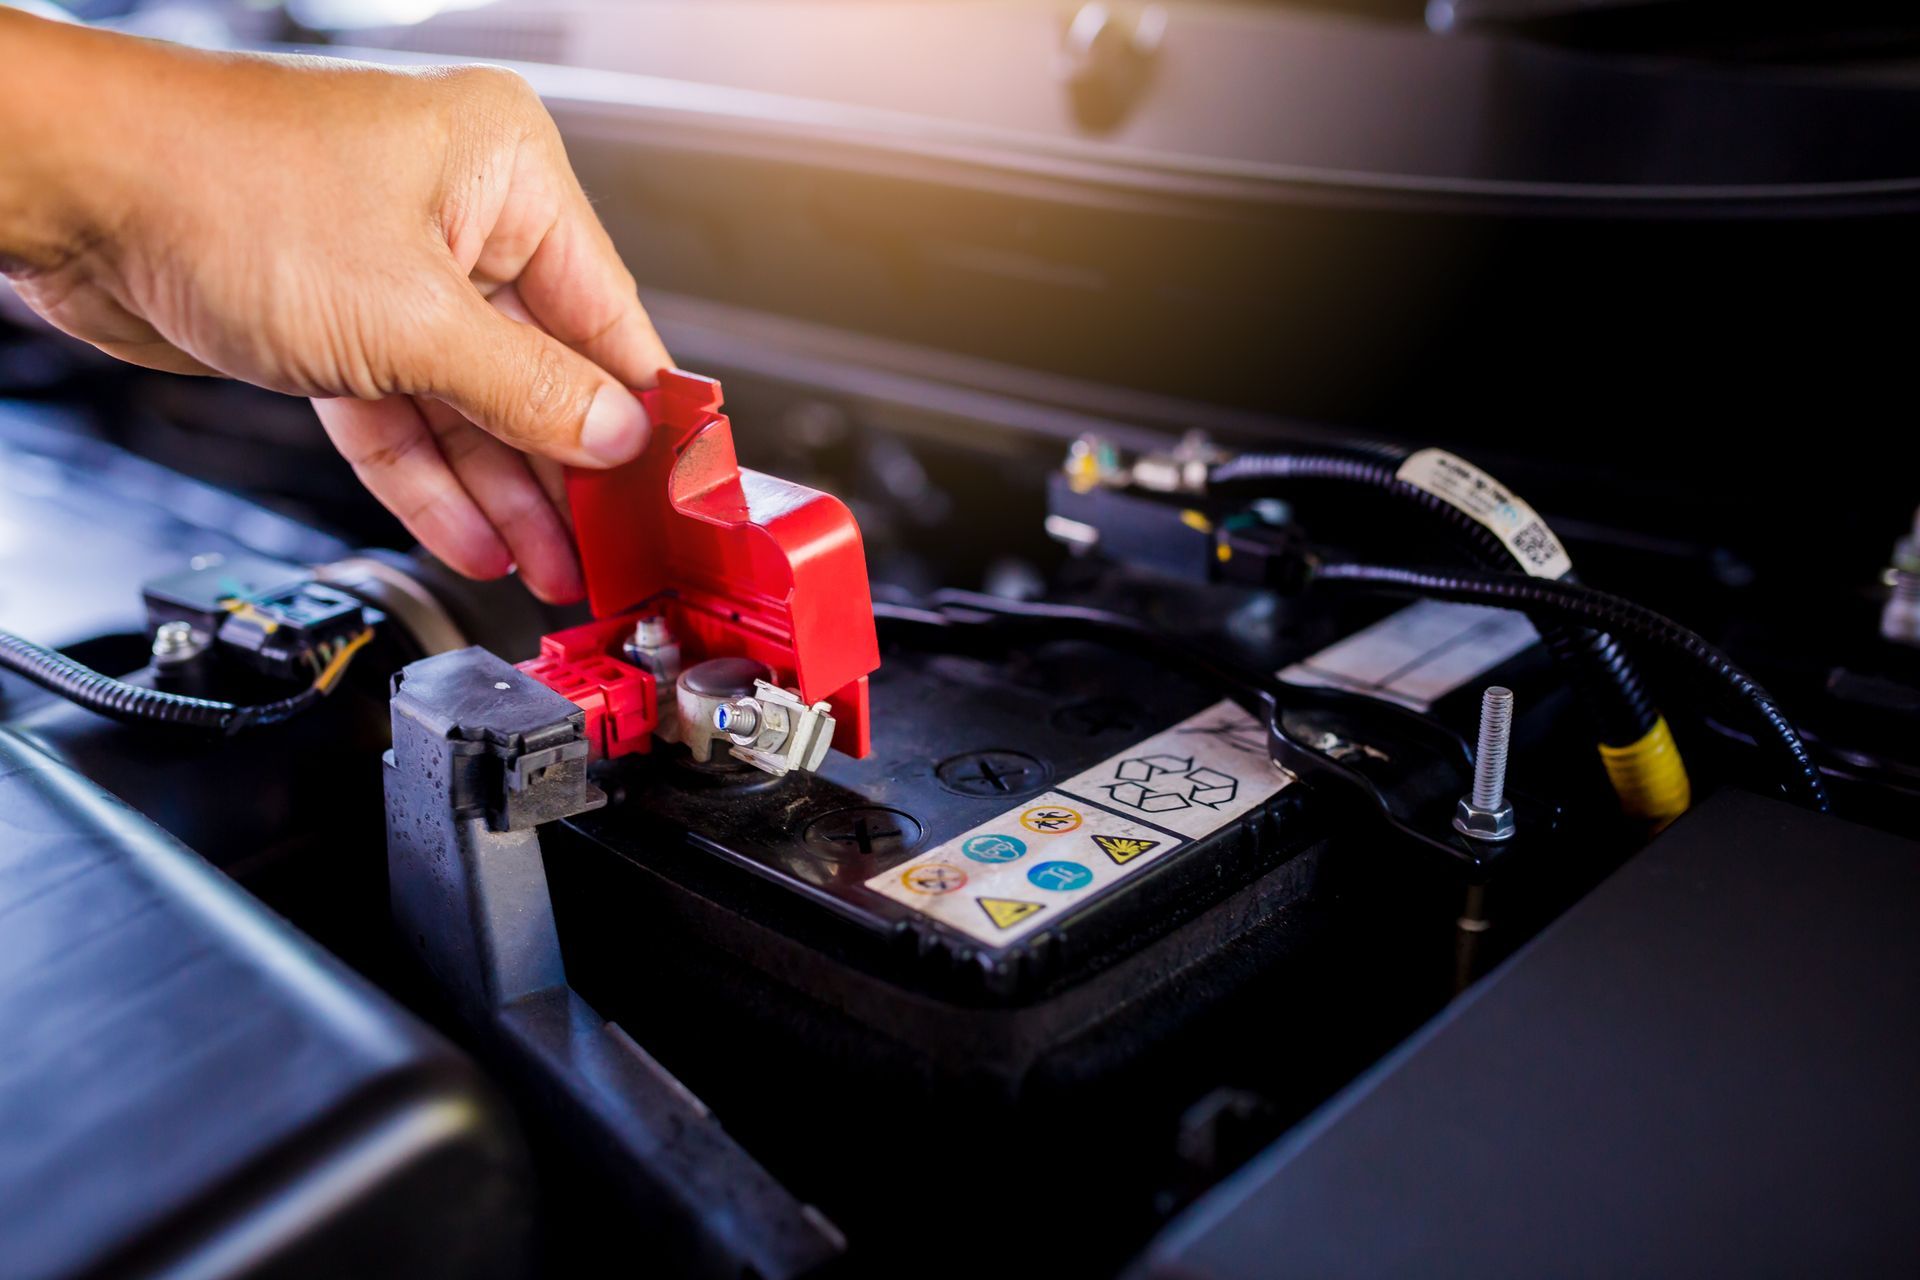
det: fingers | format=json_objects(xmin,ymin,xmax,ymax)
[
  {"xmin": 528, "ymin": 454, "xmax": 572, "ymax": 530},
  {"xmin": 312, "ymin": 395, "xmax": 513, "ymax": 582},
  {"xmin": 516, "ymin": 197, "xmax": 672, "ymax": 393},
  {"xmin": 415, "ymin": 396, "xmax": 584, "ymax": 603},
  {"xmin": 486, "ymin": 285, "xmax": 577, "ymax": 532},
  {"xmin": 413, "ymin": 278, "xmax": 650, "ymax": 469}
]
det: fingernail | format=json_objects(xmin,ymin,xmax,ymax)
[{"xmin": 580, "ymin": 385, "xmax": 649, "ymax": 466}]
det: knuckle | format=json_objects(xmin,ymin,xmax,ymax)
[
  {"xmin": 449, "ymin": 63, "xmax": 530, "ymax": 103},
  {"xmin": 516, "ymin": 340, "xmax": 581, "ymax": 439},
  {"xmin": 433, "ymin": 65, "xmax": 543, "ymax": 147}
]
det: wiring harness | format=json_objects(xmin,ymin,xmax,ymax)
[
  {"xmin": 1306, "ymin": 562, "xmax": 1828, "ymax": 812},
  {"xmin": 0, "ymin": 625, "xmax": 373, "ymax": 733},
  {"xmin": 1208, "ymin": 446, "xmax": 1690, "ymax": 824}
]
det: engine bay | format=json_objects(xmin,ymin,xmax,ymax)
[{"xmin": 4, "ymin": 3, "xmax": 1920, "ymax": 1276}]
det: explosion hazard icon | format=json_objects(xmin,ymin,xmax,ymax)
[
  {"xmin": 1102, "ymin": 754, "xmax": 1239, "ymax": 814},
  {"xmin": 1091, "ymin": 834, "xmax": 1160, "ymax": 865}
]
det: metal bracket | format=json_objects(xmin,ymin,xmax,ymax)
[
  {"xmin": 385, "ymin": 646, "xmax": 842, "ymax": 1279},
  {"xmin": 1262, "ymin": 686, "xmax": 1557, "ymax": 879}
]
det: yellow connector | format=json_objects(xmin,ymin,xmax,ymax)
[{"xmin": 1598, "ymin": 717, "xmax": 1692, "ymax": 830}]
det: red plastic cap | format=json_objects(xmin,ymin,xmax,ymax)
[{"xmin": 564, "ymin": 371, "xmax": 879, "ymax": 757}]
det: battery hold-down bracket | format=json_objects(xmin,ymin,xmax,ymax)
[{"xmin": 516, "ymin": 369, "xmax": 879, "ymax": 772}]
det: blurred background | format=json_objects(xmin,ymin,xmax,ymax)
[
  {"xmin": 5, "ymin": 0, "xmax": 1919, "ymax": 603},
  {"xmin": 5, "ymin": 10, "xmax": 1920, "ymax": 1276}
]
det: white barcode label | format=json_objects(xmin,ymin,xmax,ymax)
[{"xmin": 1394, "ymin": 449, "xmax": 1573, "ymax": 580}]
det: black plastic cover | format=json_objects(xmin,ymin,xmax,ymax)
[
  {"xmin": 1137, "ymin": 789, "xmax": 1920, "ymax": 1278},
  {"xmin": 0, "ymin": 729, "xmax": 530, "ymax": 1280}
]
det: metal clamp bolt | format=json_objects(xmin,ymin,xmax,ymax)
[
  {"xmin": 150, "ymin": 620, "xmax": 207, "ymax": 666},
  {"xmin": 1454, "ymin": 686, "xmax": 1517, "ymax": 842},
  {"xmin": 713, "ymin": 698, "xmax": 765, "ymax": 740}
]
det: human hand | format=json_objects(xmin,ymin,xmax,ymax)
[{"xmin": 0, "ymin": 12, "xmax": 666, "ymax": 602}]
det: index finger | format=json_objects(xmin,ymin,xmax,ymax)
[{"xmin": 510, "ymin": 182, "xmax": 673, "ymax": 393}]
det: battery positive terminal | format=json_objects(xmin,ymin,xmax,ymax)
[{"xmin": 714, "ymin": 680, "xmax": 837, "ymax": 777}]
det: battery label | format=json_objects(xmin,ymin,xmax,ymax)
[
  {"xmin": 868, "ymin": 701, "xmax": 1287, "ymax": 947},
  {"xmin": 866, "ymin": 602, "xmax": 1539, "ymax": 948}
]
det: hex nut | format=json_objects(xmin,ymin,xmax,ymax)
[{"xmin": 1453, "ymin": 797, "xmax": 1516, "ymax": 842}]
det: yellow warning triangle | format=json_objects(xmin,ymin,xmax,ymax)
[
  {"xmin": 978, "ymin": 897, "xmax": 1044, "ymax": 930},
  {"xmin": 1092, "ymin": 834, "xmax": 1160, "ymax": 865}
]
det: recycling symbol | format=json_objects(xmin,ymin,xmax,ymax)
[{"xmin": 1102, "ymin": 754, "xmax": 1239, "ymax": 814}]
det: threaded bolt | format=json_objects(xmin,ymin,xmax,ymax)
[
  {"xmin": 713, "ymin": 699, "xmax": 761, "ymax": 738},
  {"xmin": 1454, "ymin": 687, "xmax": 1517, "ymax": 842},
  {"xmin": 1470, "ymin": 686, "xmax": 1514, "ymax": 810}
]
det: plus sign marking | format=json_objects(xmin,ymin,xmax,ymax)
[{"xmin": 1103, "ymin": 754, "xmax": 1239, "ymax": 815}]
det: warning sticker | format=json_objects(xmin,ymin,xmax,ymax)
[
  {"xmin": 961, "ymin": 833, "xmax": 1027, "ymax": 863},
  {"xmin": 1020, "ymin": 805, "xmax": 1083, "ymax": 834},
  {"xmin": 867, "ymin": 700, "xmax": 1285, "ymax": 947},
  {"xmin": 979, "ymin": 898, "xmax": 1045, "ymax": 930},
  {"xmin": 1394, "ymin": 449, "xmax": 1573, "ymax": 580},
  {"xmin": 902, "ymin": 864, "xmax": 967, "ymax": 895},
  {"xmin": 1093, "ymin": 834, "xmax": 1160, "ymax": 865},
  {"xmin": 867, "ymin": 601, "xmax": 1540, "ymax": 948}
]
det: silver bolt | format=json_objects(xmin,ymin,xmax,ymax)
[
  {"xmin": 1471, "ymin": 687, "xmax": 1513, "ymax": 810},
  {"xmin": 1454, "ymin": 686, "xmax": 1517, "ymax": 842},
  {"xmin": 624, "ymin": 614, "xmax": 683, "ymax": 688},
  {"xmin": 151, "ymin": 620, "xmax": 200, "ymax": 661},
  {"xmin": 713, "ymin": 699, "xmax": 761, "ymax": 739}
]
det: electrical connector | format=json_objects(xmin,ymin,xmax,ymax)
[{"xmin": 216, "ymin": 582, "xmax": 376, "ymax": 682}]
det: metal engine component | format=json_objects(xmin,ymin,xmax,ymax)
[
  {"xmin": 678, "ymin": 656, "xmax": 837, "ymax": 777},
  {"xmin": 1455, "ymin": 686, "xmax": 1518, "ymax": 842},
  {"xmin": 676, "ymin": 656, "xmax": 775, "ymax": 765},
  {"xmin": 714, "ymin": 679, "xmax": 837, "ymax": 777},
  {"xmin": 149, "ymin": 619, "xmax": 207, "ymax": 667},
  {"xmin": 622, "ymin": 614, "xmax": 684, "ymax": 739}
]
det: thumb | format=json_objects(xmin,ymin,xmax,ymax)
[{"xmin": 418, "ymin": 285, "xmax": 649, "ymax": 468}]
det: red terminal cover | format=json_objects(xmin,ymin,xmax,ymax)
[{"xmin": 525, "ymin": 370, "xmax": 878, "ymax": 759}]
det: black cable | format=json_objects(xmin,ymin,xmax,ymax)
[
  {"xmin": 1308, "ymin": 562, "xmax": 1829, "ymax": 812},
  {"xmin": 1208, "ymin": 449, "xmax": 1660, "ymax": 745},
  {"xmin": 0, "ymin": 628, "xmax": 321, "ymax": 733}
]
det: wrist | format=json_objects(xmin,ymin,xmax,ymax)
[
  {"xmin": 0, "ymin": 12, "xmax": 122, "ymax": 273},
  {"xmin": 0, "ymin": 12, "xmax": 226, "ymax": 278}
]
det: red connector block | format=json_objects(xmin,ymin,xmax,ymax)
[
  {"xmin": 518, "ymin": 620, "xmax": 658, "ymax": 759},
  {"xmin": 517, "ymin": 370, "xmax": 879, "ymax": 762}
]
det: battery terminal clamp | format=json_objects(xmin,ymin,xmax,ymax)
[
  {"xmin": 516, "ymin": 370, "xmax": 880, "ymax": 778},
  {"xmin": 712, "ymin": 680, "xmax": 837, "ymax": 776}
]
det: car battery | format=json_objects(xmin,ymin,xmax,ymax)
[{"xmin": 531, "ymin": 595, "xmax": 1541, "ymax": 1274}]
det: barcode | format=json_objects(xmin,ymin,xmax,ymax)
[{"xmin": 1511, "ymin": 520, "xmax": 1560, "ymax": 568}]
